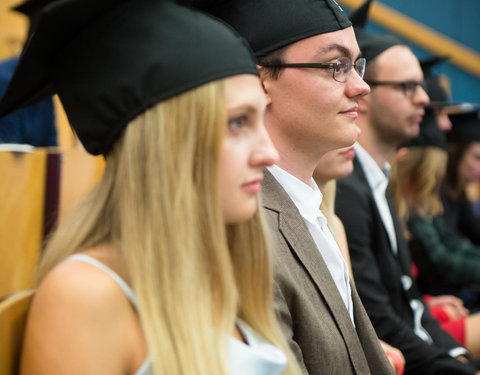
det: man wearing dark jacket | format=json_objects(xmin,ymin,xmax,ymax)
[{"xmin": 336, "ymin": 1, "xmax": 479, "ymax": 374}]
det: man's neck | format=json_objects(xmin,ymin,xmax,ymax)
[
  {"xmin": 266, "ymin": 133, "xmax": 320, "ymax": 186},
  {"xmin": 264, "ymin": 116, "xmax": 326, "ymax": 186},
  {"xmin": 275, "ymin": 158, "xmax": 315, "ymax": 187},
  {"xmin": 357, "ymin": 128, "xmax": 396, "ymax": 168}
]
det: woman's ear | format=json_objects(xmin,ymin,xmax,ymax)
[
  {"xmin": 396, "ymin": 147, "xmax": 409, "ymax": 161},
  {"xmin": 257, "ymin": 65, "xmax": 272, "ymax": 105}
]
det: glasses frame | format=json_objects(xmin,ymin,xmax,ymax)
[
  {"xmin": 259, "ymin": 56, "xmax": 366, "ymax": 83},
  {"xmin": 365, "ymin": 80, "xmax": 426, "ymax": 99}
]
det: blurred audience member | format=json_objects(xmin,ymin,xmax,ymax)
[
  {"xmin": 336, "ymin": 1, "xmax": 479, "ymax": 373},
  {"xmin": 0, "ymin": 0, "xmax": 57, "ymax": 147},
  {"xmin": 443, "ymin": 108, "xmax": 480, "ymax": 246},
  {"xmin": 390, "ymin": 110, "xmax": 480, "ymax": 358}
]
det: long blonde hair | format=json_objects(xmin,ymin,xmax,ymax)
[
  {"xmin": 390, "ymin": 146, "xmax": 448, "ymax": 224},
  {"xmin": 445, "ymin": 143, "xmax": 469, "ymax": 199},
  {"xmin": 319, "ymin": 180, "xmax": 336, "ymax": 235},
  {"xmin": 35, "ymin": 79, "xmax": 300, "ymax": 375}
]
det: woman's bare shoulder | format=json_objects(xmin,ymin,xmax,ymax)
[{"xmin": 21, "ymin": 253, "xmax": 132, "ymax": 374}]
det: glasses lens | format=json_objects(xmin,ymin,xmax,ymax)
[
  {"xmin": 405, "ymin": 81, "xmax": 425, "ymax": 98},
  {"xmin": 333, "ymin": 57, "xmax": 352, "ymax": 83},
  {"xmin": 355, "ymin": 58, "xmax": 366, "ymax": 79}
]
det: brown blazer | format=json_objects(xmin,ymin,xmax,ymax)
[{"xmin": 262, "ymin": 170, "xmax": 394, "ymax": 375}]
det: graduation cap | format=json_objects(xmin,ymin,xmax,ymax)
[
  {"xmin": 190, "ymin": 0, "xmax": 352, "ymax": 57},
  {"xmin": 447, "ymin": 108, "xmax": 480, "ymax": 143},
  {"xmin": 0, "ymin": 0, "xmax": 258, "ymax": 155},
  {"xmin": 401, "ymin": 109, "xmax": 447, "ymax": 150},
  {"xmin": 420, "ymin": 55, "xmax": 453, "ymax": 108},
  {"xmin": 12, "ymin": 0, "xmax": 55, "ymax": 37},
  {"xmin": 12, "ymin": 0, "xmax": 52, "ymax": 17},
  {"xmin": 349, "ymin": 0, "xmax": 403, "ymax": 62},
  {"xmin": 419, "ymin": 56, "xmax": 480, "ymax": 116}
]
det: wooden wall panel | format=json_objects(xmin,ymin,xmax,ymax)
[{"xmin": 0, "ymin": 149, "xmax": 46, "ymax": 297}]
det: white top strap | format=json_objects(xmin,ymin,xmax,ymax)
[{"xmin": 65, "ymin": 254, "xmax": 137, "ymax": 307}]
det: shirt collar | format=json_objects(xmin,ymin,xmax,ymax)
[
  {"xmin": 354, "ymin": 143, "xmax": 391, "ymax": 192},
  {"xmin": 267, "ymin": 165, "xmax": 322, "ymax": 224}
]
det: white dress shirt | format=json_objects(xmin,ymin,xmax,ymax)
[
  {"xmin": 268, "ymin": 165, "xmax": 354, "ymax": 324},
  {"xmin": 354, "ymin": 144, "xmax": 397, "ymax": 254}
]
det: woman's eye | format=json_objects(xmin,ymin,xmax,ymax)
[{"xmin": 228, "ymin": 116, "xmax": 246, "ymax": 130}]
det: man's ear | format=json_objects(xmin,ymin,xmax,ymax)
[{"xmin": 257, "ymin": 65, "xmax": 272, "ymax": 105}]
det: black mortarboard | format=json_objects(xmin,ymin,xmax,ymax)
[
  {"xmin": 349, "ymin": 0, "xmax": 403, "ymax": 62},
  {"xmin": 0, "ymin": 0, "xmax": 258, "ymax": 155},
  {"xmin": 402, "ymin": 109, "xmax": 447, "ymax": 150},
  {"xmin": 447, "ymin": 109, "xmax": 480, "ymax": 144},
  {"xmin": 12, "ymin": 0, "xmax": 55, "ymax": 37},
  {"xmin": 420, "ymin": 56, "xmax": 453, "ymax": 108},
  {"xmin": 12, "ymin": 0, "xmax": 52, "ymax": 16},
  {"xmin": 191, "ymin": 0, "xmax": 352, "ymax": 57}
]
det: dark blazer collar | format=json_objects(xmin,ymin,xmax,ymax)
[{"xmin": 352, "ymin": 158, "xmax": 413, "ymax": 276}]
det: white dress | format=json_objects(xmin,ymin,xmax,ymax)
[{"xmin": 65, "ymin": 254, "xmax": 288, "ymax": 375}]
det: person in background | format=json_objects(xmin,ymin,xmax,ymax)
[
  {"xmin": 389, "ymin": 107, "xmax": 480, "ymax": 359},
  {"xmin": 443, "ymin": 108, "xmax": 480, "ymax": 246},
  {"xmin": 336, "ymin": 0, "xmax": 479, "ymax": 373},
  {"xmin": 420, "ymin": 56, "xmax": 453, "ymax": 132},
  {"xmin": 191, "ymin": 0, "xmax": 394, "ymax": 373},
  {"xmin": 418, "ymin": 55, "xmax": 480, "ymax": 248},
  {"xmin": 0, "ymin": 0, "xmax": 56, "ymax": 147},
  {"xmin": 414, "ymin": 57, "xmax": 480, "ymax": 309},
  {"xmin": 314, "ymin": 145, "xmax": 406, "ymax": 375},
  {"xmin": 0, "ymin": 1, "xmax": 301, "ymax": 374}
]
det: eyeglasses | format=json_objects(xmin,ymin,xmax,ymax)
[
  {"xmin": 259, "ymin": 56, "xmax": 366, "ymax": 83},
  {"xmin": 365, "ymin": 80, "xmax": 426, "ymax": 99}
]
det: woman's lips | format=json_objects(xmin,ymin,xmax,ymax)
[
  {"xmin": 341, "ymin": 147, "xmax": 355, "ymax": 159},
  {"xmin": 242, "ymin": 178, "xmax": 263, "ymax": 194}
]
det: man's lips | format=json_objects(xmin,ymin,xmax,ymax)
[
  {"xmin": 340, "ymin": 106, "xmax": 359, "ymax": 118},
  {"xmin": 410, "ymin": 111, "xmax": 425, "ymax": 124}
]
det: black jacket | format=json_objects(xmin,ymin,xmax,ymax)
[{"xmin": 336, "ymin": 157, "xmax": 475, "ymax": 375}]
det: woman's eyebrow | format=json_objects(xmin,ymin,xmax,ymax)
[{"xmin": 227, "ymin": 104, "xmax": 258, "ymax": 115}]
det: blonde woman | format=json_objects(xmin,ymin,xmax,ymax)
[
  {"xmin": 0, "ymin": 1, "xmax": 302, "ymax": 374},
  {"xmin": 390, "ymin": 126, "xmax": 480, "ymax": 290}
]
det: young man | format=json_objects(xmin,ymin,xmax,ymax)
[
  {"xmin": 195, "ymin": 1, "xmax": 394, "ymax": 374},
  {"xmin": 336, "ymin": 1, "xmax": 479, "ymax": 373}
]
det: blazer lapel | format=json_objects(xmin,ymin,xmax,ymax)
[
  {"xmin": 385, "ymin": 187, "xmax": 415, "ymax": 273},
  {"xmin": 262, "ymin": 170, "xmax": 370, "ymax": 373}
]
